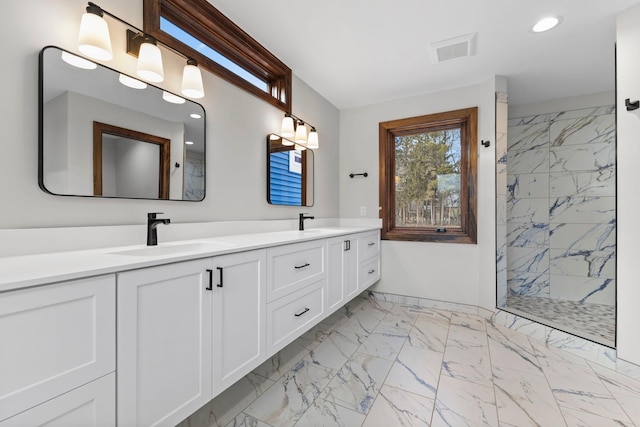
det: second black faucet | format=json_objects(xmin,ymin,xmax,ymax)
[{"xmin": 299, "ymin": 213, "xmax": 314, "ymax": 231}]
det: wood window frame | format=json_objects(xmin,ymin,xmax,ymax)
[
  {"xmin": 93, "ymin": 121, "xmax": 170, "ymax": 199},
  {"xmin": 379, "ymin": 107, "xmax": 478, "ymax": 244},
  {"xmin": 143, "ymin": 0, "xmax": 292, "ymax": 112}
]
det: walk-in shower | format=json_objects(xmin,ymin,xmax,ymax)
[{"xmin": 496, "ymin": 92, "xmax": 616, "ymax": 347}]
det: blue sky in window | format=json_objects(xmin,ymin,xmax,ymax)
[{"xmin": 160, "ymin": 17, "xmax": 268, "ymax": 92}]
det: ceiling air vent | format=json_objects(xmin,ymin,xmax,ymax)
[{"xmin": 429, "ymin": 33, "xmax": 477, "ymax": 64}]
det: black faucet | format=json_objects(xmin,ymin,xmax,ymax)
[
  {"xmin": 147, "ymin": 212, "xmax": 170, "ymax": 246},
  {"xmin": 299, "ymin": 213, "xmax": 315, "ymax": 231}
]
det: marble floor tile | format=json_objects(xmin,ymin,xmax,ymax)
[
  {"xmin": 243, "ymin": 359, "xmax": 336, "ymax": 427},
  {"xmin": 319, "ymin": 352, "xmax": 394, "ymax": 415},
  {"xmin": 292, "ymin": 398, "xmax": 365, "ymax": 427},
  {"xmin": 181, "ymin": 298, "xmax": 640, "ymax": 427},
  {"xmin": 362, "ymin": 385, "xmax": 434, "ymax": 427}
]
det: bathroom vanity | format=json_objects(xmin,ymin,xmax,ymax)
[{"xmin": 0, "ymin": 227, "xmax": 380, "ymax": 426}]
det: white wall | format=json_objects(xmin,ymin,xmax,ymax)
[
  {"xmin": 0, "ymin": 0, "xmax": 339, "ymax": 229},
  {"xmin": 616, "ymin": 2, "xmax": 640, "ymax": 365},
  {"xmin": 339, "ymin": 76, "xmax": 503, "ymax": 309}
]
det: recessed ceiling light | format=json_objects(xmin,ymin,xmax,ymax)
[
  {"xmin": 190, "ymin": 113, "xmax": 202, "ymax": 119},
  {"xmin": 532, "ymin": 16, "xmax": 561, "ymax": 33}
]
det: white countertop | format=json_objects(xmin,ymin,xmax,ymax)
[{"xmin": 0, "ymin": 226, "xmax": 380, "ymax": 292}]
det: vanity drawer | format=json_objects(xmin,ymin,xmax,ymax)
[
  {"xmin": 357, "ymin": 231, "xmax": 380, "ymax": 263},
  {"xmin": 266, "ymin": 280, "xmax": 325, "ymax": 355},
  {"xmin": 358, "ymin": 256, "xmax": 381, "ymax": 290},
  {"xmin": 267, "ymin": 239, "xmax": 326, "ymax": 302}
]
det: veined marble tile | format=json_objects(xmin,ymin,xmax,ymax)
[
  {"xmin": 378, "ymin": 308, "xmax": 417, "ymax": 332},
  {"xmin": 407, "ymin": 312, "xmax": 451, "ymax": 352},
  {"xmin": 507, "ymin": 246, "xmax": 549, "ymax": 274},
  {"xmin": 307, "ymin": 326, "xmax": 362, "ymax": 370},
  {"xmin": 319, "ymin": 352, "xmax": 394, "ymax": 415},
  {"xmin": 362, "ymin": 385, "xmax": 434, "ymax": 427},
  {"xmin": 529, "ymin": 331, "xmax": 590, "ymax": 368},
  {"xmin": 508, "ymin": 113, "xmax": 550, "ymax": 127},
  {"xmin": 550, "ymin": 141, "xmax": 615, "ymax": 173},
  {"xmin": 418, "ymin": 299, "xmax": 478, "ymax": 315},
  {"xmin": 507, "ymin": 147, "xmax": 550, "ymax": 174},
  {"xmin": 507, "ymin": 122, "xmax": 550, "ymax": 152},
  {"xmin": 540, "ymin": 330, "xmax": 616, "ymax": 369},
  {"xmin": 357, "ymin": 326, "xmax": 408, "ymax": 361},
  {"xmin": 244, "ymin": 359, "xmax": 336, "ymax": 427},
  {"xmin": 431, "ymin": 375, "xmax": 498, "ymax": 427},
  {"xmin": 496, "ymin": 91, "xmax": 509, "ymax": 104},
  {"xmin": 180, "ymin": 373, "xmax": 274, "ymax": 427},
  {"xmin": 337, "ymin": 313, "xmax": 376, "ymax": 345},
  {"xmin": 496, "ymin": 195, "xmax": 507, "ymax": 225},
  {"xmin": 368, "ymin": 291, "xmax": 399, "ymax": 304},
  {"xmin": 506, "ymin": 197, "xmax": 549, "ymax": 223},
  {"xmin": 549, "ymin": 196, "xmax": 615, "ymax": 224},
  {"xmin": 384, "ymin": 344, "xmax": 442, "ymax": 399},
  {"xmin": 490, "ymin": 310, "xmax": 548, "ymax": 342},
  {"xmin": 493, "ymin": 365, "xmax": 565, "ymax": 427},
  {"xmin": 550, "ymin": 105, "xmax": 615, "ymax": 121},
  {"xmin": 549, "ymin": 248, "xmax": 615, "ymax": 278},
  {"xmin": 441, "ymin": 337, "xmax": 492, "ymax": 387},
  {"xmin": 616, "ymin": 359, "xmax": 640, "ymax": 383},
  {"xmin": 590, "ymin": 362, "xmax": 640, "ymax": 425},
  {"xmin": 224, "ymin": 413, "xmax": 271, "ymax": 427},
  {"xmin": 549, "ymin": 275, "xmax": 615, "ymax": 305},
  {"xmin": 252, "ymin": 340, "xmax": 310, "ymax": 381},
  {"xmin": 549, "ymin": 221, "xmax": 615, "ymax": 252},
  {"xmin": 293, "ymin": 398, "xmax": 365, "ymax": 427},
  {"xmin": 550, "ymin": 170, "xmax": 615, "ymax": 198},
  {"xmin": 486, "ymin": 324, "xmax": 543, "ymax": 376},
  {"xmin": 507, "ymin": 222, "xmax": 549, "ymax": 247},
  {"xmin": 550, "ymin": 114, "xmax": 615, "ymax": 147},
  {"xmin": 449, "ymin": 312, "xmax": 487, "ymax": 331},
  {"xmin": 507, "ymin": 271, "xmax": 550, "ymax": 297},
  {"xmin": 508, "ymin": 173, "xmax": 549, "ymax": 199},
  {"xmin": 559, "ymin": 405, "xmax": 633, "ymax": 427}
]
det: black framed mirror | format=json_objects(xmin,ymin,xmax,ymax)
[
  {"xmin": 267, "ymin": 134, "xmax": 314, "ymax": 206},
  {"xmin": 39, "ymin": 46, "xmax": 206, "ymax": 201}
]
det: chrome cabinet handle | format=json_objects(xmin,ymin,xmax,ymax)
[
  {"xmin": 294, "ymin": 307, "xmax": 310, "ymax": 317},
  {"xmin": 294, "ymin": 263, "xmax": 310, "ymax": 269}
]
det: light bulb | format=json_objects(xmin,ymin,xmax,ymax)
[
  {"xmin": 181, "ymin": 59, "xmax": 205, "ymax": 98},
  {"xmin": 281, "ymin": 116, "xmax": 295, "ymax": 138},
  {"xmin": 137, "ymin": 40, "xmax": 164, "ymax": 82},
  {"xmin": 295, "ymin": 121, "xmax": 307, "ymax": 144},
  {"xmin": 77, "ymin": 5, "xmax": 113, "ymax": 61},
  {"xmin": 307, "ymin": 128, "xmax": 319, "ymax": 149}
]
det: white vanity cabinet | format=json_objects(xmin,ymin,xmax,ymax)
[
  {"xmin": 0, "ymin": 275, "xmax": 115, "ymax": 423},
  {"xmin": 211, "ymin": 250, "xmax": 266, "ymax": 397},
  {"xmin": 117, "ymin": 259, "xmax": 213, "ymax": 427},
  {"xmin": 327, "ymin": 236, "xmax": 357, "ymax": 313}
]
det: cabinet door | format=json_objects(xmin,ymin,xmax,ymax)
[
  {"xmin": 1, "ymin": 373, "xmax": 115, "ymax": 427},
  {"xmin": 117, "ymin": 259, "xmax": 212, "ymax": 427},
  {"xmin": 342, "ymin": 239, "xmax": 359, "ymax": 301},
  {"xmin": 212, "ymin": 250, "xmax": 266, "ymax": 396},
  {"xmin": 0, "ymin": 275, "xmax": 115, "ymax": 422},
  {"xmin": 327, "ymin": 237, "xmax": 357, "ymax": 312}
]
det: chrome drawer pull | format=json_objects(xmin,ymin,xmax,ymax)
[
  {"xmin": 294, "ymin": 263, "xmax": 310, "ymax": 269},
  {"xmin": 368, "ymin": 242, "xmax": 375, "ymax": 246},
  {"xmin": 294, "ymin": 307, "xmax": 310, "ymax": 317},
  {"xmin": 368, "ymin": 269, "xmax": 376, "ymax": 274}
]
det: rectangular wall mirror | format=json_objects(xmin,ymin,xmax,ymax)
[
  {"xmin": 267, "ymin": 134, "xmax": 314, "ymax": 206},
  {"xmin": 39, "ymin": 46, "xmax": 206, "ymax": 201}
]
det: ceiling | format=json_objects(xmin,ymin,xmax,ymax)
[{"xmin": 210, "ymin": 0, "xmax": 639, "ymax": 109}]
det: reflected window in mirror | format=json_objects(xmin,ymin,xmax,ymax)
[
  {"xmin": 267, "ymin": 134, "xmax": 314, "ymax": 207},
  {"xmin": 39, "ymin": 46, "xmax": 206, "ymax": 201}
]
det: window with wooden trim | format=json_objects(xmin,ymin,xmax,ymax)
[
  {"xmin": 143, "ymin": 0, "xmax": 292, "ymax": 111},
  {"xmin": 379, "ymin": 108, "xmax": 478, "ymax": 243}
]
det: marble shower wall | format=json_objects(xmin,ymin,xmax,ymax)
[
  {"xmin": 504, "ymin": 104, "xmax": 616, "ymax": 305},
  {"xmin": 496, "ymin": 92, "xmax": 509, "ymax": 307},
  {"xmin": 184, "ymin": 151, "xmax": 205, "ymax": 201}
]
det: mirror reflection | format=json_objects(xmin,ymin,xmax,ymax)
[
  {"xmin": 267, "ymin": 134, "xmax": 313, "ymax": 206},
  {"xmin": 39, "ymin": 46, "xmax": 206, "ymax": 201}
]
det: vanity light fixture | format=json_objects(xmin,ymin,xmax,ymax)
[
  {"xmin": 162, "ymin": 91, "xmax": 186, "ymax": 104},
  {"xmin": 76, "ymin": 2, "xmax": 205, "ymax": 97},
  {"xmin": 532, "ymin": 16, "xmax": 561, "ymax": 33},
  {"xmin": 278, "ymin": 112, "xmax": 319, "ymax": 149},
  {"xmin": 118, "ymin": 73, "xmax": 147, "ymax": 89},
  {"xmin": 61, "ymin": 51, "xmax": 97, "ymax": 70}
]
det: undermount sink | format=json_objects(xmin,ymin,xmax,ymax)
[{"xmin": 109, "ymin": 242, "xmax": 233, "ymax": 257}]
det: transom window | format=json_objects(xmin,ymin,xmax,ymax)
[
  {"xmin": 143, "ymin": 0, "xmax": 292, "ymax": 111},
  {"xmin": 379, "ymin": 108, "xmax": 478, "ymax": 243}
]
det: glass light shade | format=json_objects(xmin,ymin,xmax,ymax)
[
  {"xmin": 136, "ymin": 42, "xmax": 164, "ymax": 82},
  {"xmin": 281, "ymin": 116, "xmax": 295, "ymax": 138},
  {"xmin": 119, "ymin": 73, "xmax": 147, "ymax": 89},
  {"xmin": 162, "ymin": 91, "xmax": 185, "ymax": 104},
  {"xmin": 307, "ymin": 129, "xmax": 319, "ymax": 149},
  {"xmin": 532, "ymin": 16, "xmax": 560, "ymax": 33},
  {"xmin": 61, "ymin": 51, "xmax": 97, "ymax": 70},
  {"xmin": 181, "ymin": 62, "xmax": 205, "ymax": 98},
  {"xmin": 295, "ymin": 122, "xmax": 307, "ymax": 144},
  {"xmin": 77, "ymin": 12, "xmax": 113, "ymax": 61}
]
